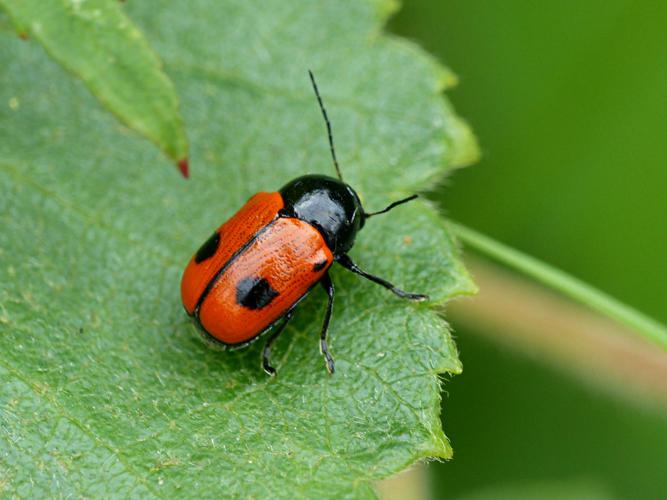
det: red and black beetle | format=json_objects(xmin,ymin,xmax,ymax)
[{"xmin": 181, "ymin": 72, "xmax": 427, "ymax": 375}]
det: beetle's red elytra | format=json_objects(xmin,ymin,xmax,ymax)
[
  {"xmin": 183, "ymin": 198, "xmax": 333, "ymax": 344},
  {"xmin": 181, "ymin": 72, "xmax": 427, "ymax": 375}
]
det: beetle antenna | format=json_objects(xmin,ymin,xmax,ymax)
[
  {"xmin": 364, "ymin": 194, "xmax": 419, "ymax": 219},
  {"xmin": 308, "ymin": 70, "xmax": 343, "ymax": 182}
]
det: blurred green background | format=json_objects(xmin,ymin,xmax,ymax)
[{"xmin": 391, "ymin": 1, "xmax": 667, "ymax": 499}]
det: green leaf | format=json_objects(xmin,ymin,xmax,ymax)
[
  {"xmin": 0, "ymin": 0, "xmax": 188, "ymax": 172},
  {"xmin": 0, "ymin": 0, "xmax": 477, "ymax": 497}
]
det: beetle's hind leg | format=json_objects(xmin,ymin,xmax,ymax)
[
  {"xmin": 319, "ymin": 272, "xmax": 336, "ymax": 374},
  {"xmin": 262, "ymin": 310, "xmax": 294, "ymax": 376},
  {"xmin": 337, "ymin": 254, "xmax": 428, "ymax": 302}
]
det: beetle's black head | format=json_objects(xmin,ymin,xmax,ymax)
[{"xmin": 279, "ymin": 174, "xmax": 364, "ymax": 256}]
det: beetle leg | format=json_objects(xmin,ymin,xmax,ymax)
[
  {"xmin": 337, "ymin": 254, "xmax": 429, "ymax": 302},
  {"xmin": 319, "ymin": 272, "xmax": 336, "ymax": 374},
  {"xmin": 262, "ymin": 310, "xmax": 294, "ymax": 376}
]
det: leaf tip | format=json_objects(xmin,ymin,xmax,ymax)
[{"xmin": 178, "ymin": 158, "xmax": 189, "ymax": 179}]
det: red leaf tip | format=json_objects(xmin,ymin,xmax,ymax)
[{"xmin": 178, "ymin": 158, "xmax": 189, "ymax": 179}]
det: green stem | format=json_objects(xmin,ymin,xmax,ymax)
[{"xmin": 450, "ymin": 221, "xmax": 667, "ymax": 351}]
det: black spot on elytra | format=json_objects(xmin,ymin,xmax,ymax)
[
  {"xmin": 195, "ymin": 232, "xmax": 220, "ymax": 263},
  {"xmin": 236, "ymin": 277, "xmax": 279, "ymax": 310},
  {"xmin": 313, "ymin": 260, "xmax": 328, "ymax": 272}
]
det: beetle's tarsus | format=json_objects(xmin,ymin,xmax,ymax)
[
  {"xmin": 261, "ymin": 310, "xmax": 294, "ymax": 376},
  {"xmin": 321, "ymin": 339, "xmax": 336, "ymax": 375},
  {"xmin": 263, "ymin": 362, "xmax": 277, "ymax": 377},
  {"xmin": 337, "ymin": 254, "xmax": 428, "ymax": 303},
  {"xmin": 319, "ymin": 273, "xmax": 336, "ymax": 375}
]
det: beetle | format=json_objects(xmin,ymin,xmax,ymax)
[{"xmin": 181, "ymin": 71, "xmax": 427, "ymax": 375}]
